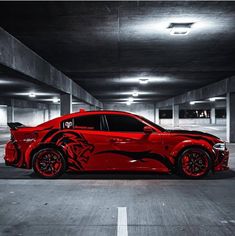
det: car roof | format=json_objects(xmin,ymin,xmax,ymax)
[
  {"xmin": 37, "ymin": 110, "xmax": 137, "ymax": 128},
  {"xmin": 63, "ymin": 110, "xmax": 136, "ymax": 118}
]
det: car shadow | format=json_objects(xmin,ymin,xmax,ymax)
[{"xmin": 0, "ymin": 163, "xmax": 235, "ymax": 180}]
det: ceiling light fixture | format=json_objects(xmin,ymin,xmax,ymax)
[
  {"xmin": 190, "ymin": 101, "xmax": 196, "ymax": 105},
  {"xmin": 132, "ymin": 90, "xmax": 139, "ymax": 97},
  {"xmin": 139, "ymin": 77, "xmax": 149, "ymax": 84},
  {"xmin": 52, "ymin": 97, "xmax": 60, "ymax": 103},
  {"xmin": 29, "ymin": 92, "xmax": 36, "ymax": 98},
  {"xmin": 209, "ymin": 97, "xmax": 216, "ymax": 102},
  {"xmin": 168, "ymin": 23, "xmax": 194, "ymax": 36},
  {"xmin": 209, "ymin": 97, "xmax": 226, "ymax": 102},
  {"xmin": 126, "ymin": 96, "xmax": 134, "ymax": 105}
]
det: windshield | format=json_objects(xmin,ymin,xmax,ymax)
[{"xmin": 137, "ymin": 115, "xmax": 165, "ymax": 132}]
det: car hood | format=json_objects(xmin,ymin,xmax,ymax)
[{"xmin": 166, "ymin": 129, "xmax": 222, "ymax": 143}]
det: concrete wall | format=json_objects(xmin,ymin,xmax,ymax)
[
  {"xmin": 14, "ymin": 107, "xmax": 46, "ymax": 126},
  {"xmin": 216, "ymin": 118, "xmax": 226, "ymax": 125},
  {"xmin": 73, "ymin": 104, "xmax": 92, "ymax": 112},
  {"xmin": 159, "ymin": 118, "xmax": 226, "ymax": 126},
  {"xmin": 104, "ymin": 103, "xmax": 227, "ymax": 126},
  {"xmin": 0, "ymin": 102, "xmax": 227, "ymax": 128},
  {"xmin": 48, "ymin": 104, "xmax": 60, "ymax": 120},
  {"xmin": 47, "ymin": 103, "xmax": 95, "ymax": 121},
  {"xmin": 0, "ymin": 105, "xmax": 7, "ymax": 126},
  {"xmin": 104, "ymin": 103, "xmax": 155, "ymax": 122}
]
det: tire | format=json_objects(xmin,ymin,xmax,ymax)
[
  {"xmin": 32, "ymin": 148, "xmax": 66, "ymax": 179},
  {"xmin": 177, "ymin": 148, "xmax": 212, "ymax": 179}
]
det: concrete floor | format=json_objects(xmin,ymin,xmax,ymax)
[{"xmin": 0, "ymin": 125, "xmax": 235, "ymax": 236}]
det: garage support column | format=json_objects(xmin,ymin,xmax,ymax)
[
  {"xmin": 60, "ymin": 93, "xmax": 72, "ymax": 115},
  {"xmin": 90, "ymin": 105, "xmax": 95, "ymax": 111},
  {"xmin": 210, "ymin": 107, "xmax": 216, "ymax": 124},
  {"xmin": 43, "ymin": 109, "xmax": 49, "ymax": 122},
  {"xmin": 226, "ymin": 92, "xmax": 235, "ymax": 142},
  {"xmin": 155, "ymin": 107, "xmax": 160, "ymax": 124},
  {"xmin": 173, "ymin": 104, "xmax": 179, "ymax": 127},
  {"xmin": 7, "ymin": 99, "xmax": 15, "ymax": 123}
]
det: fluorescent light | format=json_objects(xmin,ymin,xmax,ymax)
[
  {"xmin": 209, "ymin": 97, "xmax": 216, "ymax": 102},
  {"xmin": 29, "ymin": 92, "xmax": 36, "ymax": 98},
  {"xmin": 190, "ymin": 101, "xmax": 196, "ymax": 105},
  {"xmin": 168, "ymin": 23, "xmax": 194, "ymax": 36},
  {"xmin": 52, "ymin": 97, "xmax": 60, "ymax": 103},
  {"xmin": 170, "ymin": 27, "xmax": 190, "ymax": 35},
  {"xmin": 126, "ymin": 96, "xmax": 134, "ymax": 105},
  {"xmin": 139, "ymin": 78, "xmax": 149, "ymax": 84},
  {"xmin": 132, "ymin": 90, "xmax": 139, "ymax": 97},
  {"xmin": 209, "ymin": 97, "xmax": 226, "ymax": 102},
  {"xmin": 0, "ymin": 79, "xmax": 14, "ymax": 85}
]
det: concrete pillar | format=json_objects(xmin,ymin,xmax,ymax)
[
  {"xmin": 155, "ymin": 107, "xmax": 160, "ymax": 124},
  {"xmin": 43, "ymin": 109, "xmax": 49, "ymax": 122},
  {"xmin": 90, "ymin": 105, "xmax": 95, "ymax": 111},
  {"xmin": 60, "ymin": 93, "xmax": 72, "ymax": 115},
  {"xmin": 173, "ymin": 104, "xmax": 179, "ymax": 127},
  {"xmin": 7, "ymin": 99, "xmax": 15, "ymax": 123},
  {"xmin": 210, "ymin": 107, "xmax": 216, "ymax": 124},
  {"xmin": 226, "ymin": 92, "xmax": 235, "ymax": 142}
]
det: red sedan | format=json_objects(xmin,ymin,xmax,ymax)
[{"xmin": 4, "ymin": 110, "xmax": 229, "ymax": 178}]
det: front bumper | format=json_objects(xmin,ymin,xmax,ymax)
[{"xmin": 214, "ymin": 149, "xmax": 229, "ymax": 172}]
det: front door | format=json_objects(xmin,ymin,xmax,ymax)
[{"xmin": 98, "ymin": 114, "xmax": 162, "ymax": 170}]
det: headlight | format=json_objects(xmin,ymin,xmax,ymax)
[{"xmin": 213, "ymin": 143, "xmax": 226, "ymax": 151}]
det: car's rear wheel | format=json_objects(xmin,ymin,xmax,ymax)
[
  {"xmin": 32, "ymin": 148, "xmax": 66, "ymax": 179},
  {"xmin": 178, "ymin": 148, "xmax": 212, "ymax": 179}
]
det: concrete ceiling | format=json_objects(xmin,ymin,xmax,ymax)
[
  {"xmin": 0, "ymin": 66, "xmax": 60, "ymax": 103},
  {"xmin": 0, "ymin": 1, "xmax": 235, "ymax": 103}
]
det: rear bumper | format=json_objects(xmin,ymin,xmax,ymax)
[
  {"xmin": 4, "ymin": 141, "xmax": 26, "ymax": 168},
  {"xmin": 214, "ymin": 149, "xmax": 229, "ymax": 172},
  {"xmin": 4, "ymin": 141, "xmax": 18, "ymax": 165}
]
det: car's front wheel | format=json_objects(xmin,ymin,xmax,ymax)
[
  {"xmin": 32, "ymin": 148, "xmax": 66, "ymax": 178},
  {"xmin": 178, "ymin": 148, "xmax": 212, "ymax": 179}
]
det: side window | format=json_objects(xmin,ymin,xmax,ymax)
[
  {"xmin": 73, "ymin": 115, "xmax": 102, "ymax": 130},
  {"xmin": 106, "ymin": 115, "xmax": 145, "ymax": 132}
]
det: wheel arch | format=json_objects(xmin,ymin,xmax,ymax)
[
  {"xmin": 26, "ymin": 143, "xmax": 66, "ymax": 168},
  {"xmin": 174, "ymin": 144, "xmax": 215, "ymax": 170}
]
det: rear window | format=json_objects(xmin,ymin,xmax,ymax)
[{"xmin": 73, "ymin": 115, "xmax": 102, "ymax": 130}]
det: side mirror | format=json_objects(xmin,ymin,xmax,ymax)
[{"xmin": 143, "ymin": 126, "xmax": 153, "ymax": 134}]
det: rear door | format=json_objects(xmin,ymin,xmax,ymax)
[{"xmin": 61, "ymin": 114, "xmax": 111, "ymax": 170}]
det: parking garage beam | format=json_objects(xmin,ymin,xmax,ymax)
[{"xmin": 0, "ymin": 27, "xmax": 103, "ymax": 109}]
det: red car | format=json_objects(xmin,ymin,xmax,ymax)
[{"xmin": 4, "ymin": 110, "xmax": 229, "ymax": 179}]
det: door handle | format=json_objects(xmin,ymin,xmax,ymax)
[
  {"xmin": 110, "ymin": 138, "xmax": 119, "ymax": 143},
  {"xmin": 110, "ymin": 138, "xmax": 131, "ymax": 143}
]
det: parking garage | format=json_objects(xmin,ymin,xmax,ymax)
[{"xmin": 0, "ymin": 1, "xmax": 235, "ymax": 235}]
